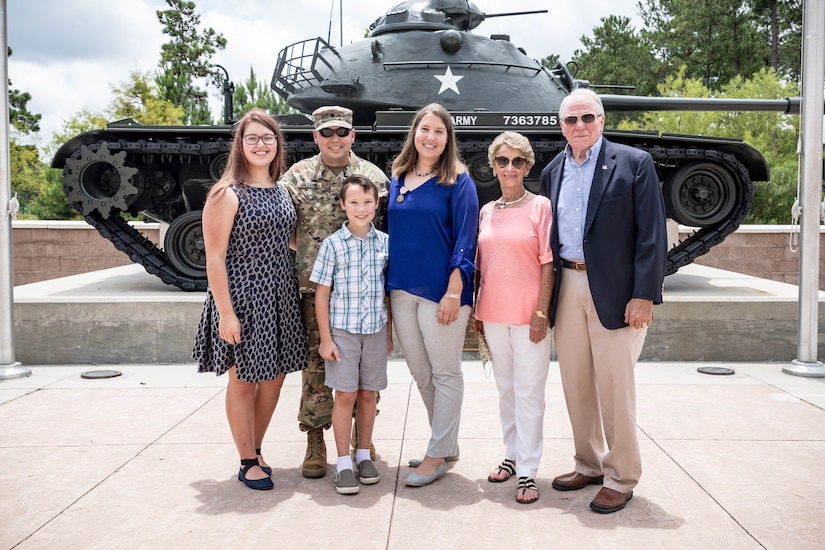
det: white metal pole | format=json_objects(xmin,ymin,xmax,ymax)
[
  {"xmin": 784, "ymin": 0, "xmax": 825, "ymax": 377},
  {"xmin": 0, "ymin": 0, "xmax": 30, "ymax": 379}
]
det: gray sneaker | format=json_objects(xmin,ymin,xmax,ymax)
[
  {"xmin": 334, "ymin": 468, "xmax": 359, "ymax": 495},
  {"xmin": 357, "ymin": 459, "xmax": 381, "ymax": 485}
]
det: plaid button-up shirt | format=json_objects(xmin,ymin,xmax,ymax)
[{"xmin": 309, "ymin": 222, "xmax": 389, "ymax": 335}]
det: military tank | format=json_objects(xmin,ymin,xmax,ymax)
[{"xmin": 52, "ymin": 0, "xmax": 804, "ymax": 291}]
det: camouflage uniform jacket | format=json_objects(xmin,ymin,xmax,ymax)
[{"xmin": 281, "ymin": 152, "xmax": 389, "ymax": 294}]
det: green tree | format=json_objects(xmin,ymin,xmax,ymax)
[
  {"xmin": 109, "ymin": 69, "xmax": 185, "ymax": 125},
  {"xmin": 571, "ymin": 16, "xmax": 664, "ymax": 98},
  {"xmin": 750, "ymin": 0, "xmax": 801, "ymax": 80},
  {"xmin": 155, "ymin": 0, "xmax": 227, "ymax": 124},
  {"xmin": 47, "ymin": 108, "xmax": 109, "ymax": 162},
  {"xmin": 617, "ymin": 67, "xmax": 800, "ymax": 224},
  {"xmin": 231, "ymin": 67, "xmax": 296, "ymax": 119},
  {"xmin": 7, "ymin": 48, "xmax": 41, "ymax": 135},
  {"xmin": 9, "ymin": 141, "xmax": 46, "ymax": 218},
  {"xmin": 8, "ymin": 47, "xmax": 47, "ymax": 218},
  {"xmin": 25, "ymin": 169, "xmax": 81, "ymax": 220},
  {"xmin": 639, "ymin": 0, "xmax": 769, "ymax": 89}
]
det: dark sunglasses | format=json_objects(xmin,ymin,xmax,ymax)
[
  {"xmin": 494, "ymin": 156, "xmax": 528, "ymax": 169},
  {"xmin": 318, "ymin": 127, "xmax": 352, "ymax": 138},
  {"xmin": 562, "ymin": 113, "xmax": 601, "ymax": 125}
]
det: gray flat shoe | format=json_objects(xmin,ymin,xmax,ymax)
[
  {"xmin": 357, "ymin": 459, "xmax": 380, "ymax": 485},
  {"xmin": 334, "ymin": 468, "xmax": 360, "ymax": 495},
  {"xmin": 405, "ymin": 461, "xmax": 447, "ymax": 487},
  {"xmin": 408, "ymin": 454, "xmax": 459, "ymax": 468}
]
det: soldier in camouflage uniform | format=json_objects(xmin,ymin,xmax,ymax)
[{"xmin": 281, "ymin": 106, "xmax": 389, "ymax": 478}]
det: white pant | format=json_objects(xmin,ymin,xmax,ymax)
[
  {"xmin": 484, "ymin": 322, "xmax": 551, "ymax": 479},
  {"xmin": 390, "ymin": 290, "xmax": 470, "ymax": 458}
]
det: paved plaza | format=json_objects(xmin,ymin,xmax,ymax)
[{"xmin": 2, "ymin": 360, "xmax": 824, "ymax": 549}]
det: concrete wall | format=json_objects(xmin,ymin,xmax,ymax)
[
  {"xmin": 686, "ymin": 225, "xmax": 825, "ymax": 289},
  {"xmin": 12, "ymin": 221, "xmax": 161, "ymax": 286}
]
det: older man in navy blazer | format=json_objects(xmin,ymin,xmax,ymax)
[{"xmin": 539, "ymin": 88, "xmax": 667, "ymax": 514}]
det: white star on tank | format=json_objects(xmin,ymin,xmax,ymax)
[{"xmin": 434, "ymin": 66, "xmax": 464, "ymax": 95}]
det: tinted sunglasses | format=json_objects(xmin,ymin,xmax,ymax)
[
  {"xmin": 562, "ymin": 113, "xmax": 601, "ymax": 125},
  {"xmin": 318, "ymin": 127, "xmax": 352, "ymax": 138},
  {"xmin": 494, "ymin": 156, "xmax": 528, "ymax": 169}
]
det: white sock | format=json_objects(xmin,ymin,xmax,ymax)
[
  {"xmin": 336, "ymin": 456, "xmax": 353, "ymax": 474},
  {"xmin": 355, "ymin": 449, "xmax": 371, "ymax": 466}
]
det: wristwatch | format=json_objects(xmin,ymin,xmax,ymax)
[{"xmin": 534, "ymin": 310, "xmax": 547, "ymax": 319}]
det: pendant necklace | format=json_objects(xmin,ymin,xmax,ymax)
[{"xmin": 496, "ymin": 189, "xmax": 529, "ymax": 210}]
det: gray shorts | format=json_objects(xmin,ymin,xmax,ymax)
[{"xmin": 324, "ymin": 326, "xmax": 389, "ymax": 392}]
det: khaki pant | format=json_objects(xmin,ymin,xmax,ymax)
[{"xmin": 554, "ymin": 269, "xmax": 647, "ymax": 493}]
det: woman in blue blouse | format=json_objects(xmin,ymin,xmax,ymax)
[{"xmin": 386, "ymin": 103, "xmax": 479, "ymax": 487}]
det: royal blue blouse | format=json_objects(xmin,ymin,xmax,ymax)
[{"xmin": 386, "ymin": 170, "xmax": 479, "ymax": 306}]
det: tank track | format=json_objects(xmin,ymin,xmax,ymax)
[
  {"xmin": 64, "ymin": 138, "xmax": 750, "ymax": 290},
  {"xmin": 84, "ymin": 211, "xmax": 207, "ymax": 291}
]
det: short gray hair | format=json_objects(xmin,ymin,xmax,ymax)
[{"xmin": 559, "ymin": 88, "xmax": 604, "ymax": 118}]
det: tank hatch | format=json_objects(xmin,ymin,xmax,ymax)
[{"xmin": 370, "ymin": 1, "xmax": 485, "ymax": 36}]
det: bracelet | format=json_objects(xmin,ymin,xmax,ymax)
[
  {"xmin": 445, "ymin": 293, "xmax": 461, "ymax": 299},
  {"xmin": 534, "ymin": 310, "xmax": 547, "ymax": 319}
]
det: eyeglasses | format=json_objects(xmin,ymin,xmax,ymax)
[
  {"xmin": 317, "ymin": 127, "xmax": 352, "ymax": 138},
  {"xmin": 561, "ymin": 113, "xmax": 602, "ymax": 125},
  {"xmin": 243, "ymin": 133, "xmax": 277, "ymax": 145},
  {"xmin": 494, "ymin": 156, "xmax": 528, "ymax": 169}
]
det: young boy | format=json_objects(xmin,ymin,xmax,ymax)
[{"xmin": 309, "ymin": 175, "xmax": 392, "ymax": 495}]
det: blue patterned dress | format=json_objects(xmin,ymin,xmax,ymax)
[{"xmin": 193, "ymin": 184, "xmax": 306, "ymax": 382}]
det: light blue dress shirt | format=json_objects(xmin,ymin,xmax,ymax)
[{"xmin": 557, "ymin": 136, "xmax": 603, "ymax": 262}]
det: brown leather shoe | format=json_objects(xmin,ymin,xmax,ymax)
[
  {"xmin": 551, "ymin": 471, "xmax": 604, "ymax": 491},
  {"xmin": 590, "ymin": 487, "xmax": 633, "ymax": 513}
]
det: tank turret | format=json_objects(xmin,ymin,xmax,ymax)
[{"xmin": 52, "ymin": 0, "xmax": 810, "ymax": 291}]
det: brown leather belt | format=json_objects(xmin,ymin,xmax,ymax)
[{"xmin": 560, "ymin": 259, "xmax": 586, "ymax": 271}]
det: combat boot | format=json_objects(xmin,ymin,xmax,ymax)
[
  {"xmin": 302, "ymin": 427, "xmax": 327, "ymax": 478},
  {"xmin": 350, "ymin": 422, "xmax": 377, "ymax": 461}
]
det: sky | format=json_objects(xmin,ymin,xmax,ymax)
[{"xmin": 6, "ymin": 0, "xmax": 643, "ymax": 151}]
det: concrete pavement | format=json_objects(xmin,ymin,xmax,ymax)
[{"xmin": 2, "ymin": 360, "xmax": 824, "ymax": 549}]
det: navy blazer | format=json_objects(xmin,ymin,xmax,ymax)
[{"xmin": 539, "ymin": 138, "xmax": 668, "ymax": 330}]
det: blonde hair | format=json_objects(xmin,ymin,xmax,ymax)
[
  {"xmin": 391, "ymin": 103, "xmax": 465, "ymax": 185},
  {"xmin": 208, "ymin": 108, "xmax": 286, "ymax": 200},
  {"xmin": 488, "ymin": 131, "xmax": 535, "ymax": 168}
]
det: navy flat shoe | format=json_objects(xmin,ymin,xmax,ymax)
[{"xmin": 239, "ymin": 458, "xmax": 273, "ymax": 490}]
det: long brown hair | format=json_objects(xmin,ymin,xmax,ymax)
[
  {"xmin": 391, "ymin": 103, "xmax": 465, "ymax": 185},
  {"xmin": 208, "ymin": 108, "xmax": 286, "ymax": 200}
]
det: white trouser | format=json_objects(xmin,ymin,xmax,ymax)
[{"xmin": 484, "ymin": 322, "xmax": 551, "ymax": 479}]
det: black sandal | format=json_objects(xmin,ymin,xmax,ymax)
[
  {"xmin": 517, "ymin": 477, "xmax": 539, "ymax": 504},
  {"xmin": 487, "ymin": 459, "xmax": 516, "ymax": 482}
]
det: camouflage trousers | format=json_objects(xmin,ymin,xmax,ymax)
[
  {"xmin": 298, "ymin": 294, "xmax": 333, "ymax": 430},
  {"xmin": 298, "ymin": 294, "xmax": 380, "ymax": 431}
]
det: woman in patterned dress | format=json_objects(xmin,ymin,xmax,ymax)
[{"xmin": 193, "ymin": 109, "xmax": 306, "ymax": 490}]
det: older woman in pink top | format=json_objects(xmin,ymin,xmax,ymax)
[{"xmin": 472, "ymin": 131, "xmax": 554, "ymax": 504}]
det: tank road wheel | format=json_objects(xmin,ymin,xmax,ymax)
[
  {"xmin": 664, "ymin": 162, "xmax": 737, "ymax": 227},
  {"xmin": 164, "ymin": 211, "xmax": 207, "ymax": 279},
  {"xmin": 209, "ymin": 153, "xmax": 229, "ymax": 180},
  {"xmin": 63, "ymin": 143, "xmax": 140, "ymax": 216}
]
